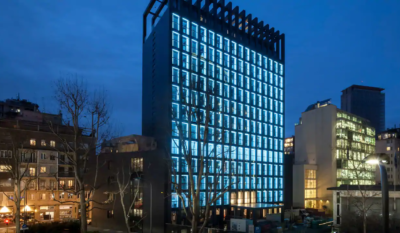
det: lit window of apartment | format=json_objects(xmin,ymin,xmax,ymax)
[
  {"xmin": 41, "ymin": 140, "xmax": 46, "ymax": 146},
  {"xmin": 387, "ymin": 146, "xmax": 391, "ymax": 151},
  {"xmin": 29, "ymin": 167, "xmax": 36, "ymax": 176},
  {"xmin": 50, "ymin": 140, "xmax": 56, "ymax": 147},
  {"xmin": 59, "ymin": 180, "xmax": 65, "ymax": 189},
  {"xmin": 304, "ymin": 169, "xmax": 317, "ymax": 201},
  {"xmin": 0, "ymin": 165, "xmax": 10, "ymax": 172},
  {"xmin": 40, "ymin": 167, "xmax": 46, "ymax": 173},
  {"xmin": 30, "ymin": 139, "xmax": 36, "ymax": 146},
  {"xmin": 107, "ymin": 210, "xmax": 114, "ymax": 218},
  {"xmin": 68, "ymin": 180, "xmax": 74, "ymax": 188}
]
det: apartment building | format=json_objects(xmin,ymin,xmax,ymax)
[
  {"xmin": 0, "ymin": 98, "xmax": 89, "ymax": 222},
  {"xmin": 90, "ymin": 135, "xmax": 165, "ymax": 233}
]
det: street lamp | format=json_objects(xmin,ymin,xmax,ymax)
[{"xmin": 364, "ymin": 153, "xmax": 390, "ymax": 233}]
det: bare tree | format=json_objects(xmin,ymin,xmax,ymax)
[
  {"xmin": 47, "ymin": 77, "xmax": 111, "ymax": 233},
  {"xmin": 0, "ymin": 129, "xmax": 37, "ymax": 233},
  {"xmin": 115, "ymin": 163, "xmax": 145, "ymax": 233},
  {"xmin": 168, "ymin": 77, "xmax": 234, "ymax": 233}
]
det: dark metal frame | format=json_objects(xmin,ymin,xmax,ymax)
[{"xmin": 143, "ymin": 0, "xmax": 285, "ymax": 62}]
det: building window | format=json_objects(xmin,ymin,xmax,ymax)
[
  {"xmin": 305, "ymin": 169, "xmax": 317, "ymax": 199},
  {"xmin": 172, "ymin": 50, "xmax": 179, "ymax": 66},
  {"xmin": 40, "ymin": 167, "xmax": 46, "ymax": 173},
  {"xmin": 30, "ymin": 139, "xmax": 36, "ymax": 146},
  {"xmin": 131, "ymin": 158, "xmax": 143, "ymax": 172},
  {"xmin": 50, "ymin": 140, "xmax": 56, "ymax": 147},
  {"xmin": 40, "ymin": 140, "xmax": 46, "ymax": 146},
  {"xmin": 172, "ymin": 14, "xmax": 180, "ymax": 31},
  {"xmin": 182, "ymin": 18, "xmax": 189, "ymax": 35},
  {"xmin": 107, "ymin": 210, "xmax": 114, "ymax": 218},
  {"xmin": 68, "ymin": 180, "xmax": 74, "ymax": 188}
]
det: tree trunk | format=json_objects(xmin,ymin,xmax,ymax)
[
  {"xmin": 192, "ymin": 217, "xmax": 198, "ymax": 233},
  {"xmin": 15, "ymin": 202, "xmax": 20, "ymax": 233},
  {"xmin": 363, "ymin": 212, "xmax": 367, "ymax": 233},
  {"xmin": 120, "ymin": 193, "xmax": 130, "ymax": 233},
  {"xmin": 80, "ymin": 189, "xmax": 87, "ymax": 233},
  {"xmin": 125, "ymin": 218, "xmax": 130, "ymax": 233}
]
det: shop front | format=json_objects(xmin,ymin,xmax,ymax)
[
  {"xmin": 39, "ymin": 206, "xmax": 55, "ymax": 221},
  {"xmin": 0, "ymin": 206, "xmax": 13, "ymax": 219},
  {"xmin": 21, "ymin": 205, "xmax": 35, "ymax": 222},
  {"xmin": 59, "ymin": 205, "xmax": 73, "ymax": 220}
]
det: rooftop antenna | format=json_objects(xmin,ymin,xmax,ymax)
[{"xmin": 17, "ymin": 93, "xmax": 20, "ymax": 100}]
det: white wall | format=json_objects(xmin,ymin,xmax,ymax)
[{"xmin": 294, "ymin": 105, "xmax": 337, "ymax": 206}]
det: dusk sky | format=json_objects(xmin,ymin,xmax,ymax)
[{"xmin": 0, "ymin": 0, "xmax": 399, "ymax": 136}]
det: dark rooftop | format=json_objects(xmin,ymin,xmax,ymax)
[
  {"xmin": 305, "ymin": 98, "xmax": 331, "ymax": 112},
  {"xmin": 342, "ymin": 85, "xmax": 384, "ymax": 93}
]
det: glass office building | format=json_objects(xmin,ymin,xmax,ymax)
[{"xmin": 143, "ymin": 0, "xmax": 285, "ymax": 225}]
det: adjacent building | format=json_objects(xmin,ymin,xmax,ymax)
[
  {"xmin": 142, "ymin": 0, "xmax": 286, "ymax": 228},
  {"xmin": 283, "ymin": 137, "xmax": 294, "ymax": 208},
  {"xmin": 341, "ymin": 85, "xmax": 385, "ymax": 133},
  {"xmin": 329, "ymin": 185, "xmax": 400, "ymax": 226},
  {"xmin": 376, "ymin": 128, "xmax": 400, "ymax": 185},
  {"xmin": 293, "ymin": 99, "xmax": 376, "ymax": 211},
  {"xmin": 90, "ymin": 135, "xmax": 166, "ymax": 233},
  {"xmin": 0, "ymin": 98, "xmax": 81, "ymax": 222},
  {"xmin": 284, "ymin": 136, "xmax": 294, "ymax": 155}
]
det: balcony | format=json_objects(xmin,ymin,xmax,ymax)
[
  {"xmin": 58, "ymin": 172, "xmax": 75, "ymax": 177},
  {"xmin": 58, "ymin": 160, "xmax": 73, "ymax": 165},
  {"xmin": 21, "ymin": 158, "xmax": 37, "ymax": 163},
  {"xmin": 59, "ymin": 185, "xmax": 75, "ymax": 190},
  {"xmin": 39, "ymin": 185, "xmax": 56, "ymax": 191}
]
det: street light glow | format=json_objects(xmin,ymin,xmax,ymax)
[{"xmin": 365, "ymin": 159, "xmax": 380, "ymax": 165}]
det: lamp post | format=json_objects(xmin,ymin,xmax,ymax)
[{"xmin": 364, "ymin": 153, "xmax": 390, "ymax": 233}]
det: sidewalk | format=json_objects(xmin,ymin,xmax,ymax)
[{"xmin": 88, "ymin": 225, "xmax": 126, "ymax": 233}]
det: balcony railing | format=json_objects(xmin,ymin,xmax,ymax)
[
  {"xmin": 59, "ymin": 185, "xmax": 75, "ymax": 190},
  {"xmin": 58, "ymin": 160, "xmax": 73, "ymax": 165},
  {"xmin": 58, "ymin": 172, "xmax": 75, "ymax": 177},
  {"xmin": 21, "ymin": 158, "xmax": 37, "ymax": 163},
  {"xmin": 39, "ymin": 185, "xmax": 56, "ymax": 190}
]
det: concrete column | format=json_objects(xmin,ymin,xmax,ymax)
[
  {"xmin": 54, "ymin": 205, "xmax": 60, "ymax": 221},
  {"xmin": 34, "ymin": 205, "xmax": 40, "ymax": 221}
]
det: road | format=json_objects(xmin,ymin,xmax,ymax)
[{"xmin": 0, "ymin": 226, "xmax": 16, "ymax": 233}]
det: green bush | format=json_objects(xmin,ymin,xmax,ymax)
[{"xmin": 26, "ymin": 221, "xmax": 80, "ymax": 233}]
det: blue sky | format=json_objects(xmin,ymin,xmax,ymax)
[{"xmin": 0, "ymin": 0, "xmax": 399, "ymax": 136}]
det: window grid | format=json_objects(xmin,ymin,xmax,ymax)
[{"xmin": 170, "ymin": 14, "xmax": 284, "ymax": 208}]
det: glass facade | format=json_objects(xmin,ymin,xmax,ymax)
[
  {"xmin": 336, "ymin": 111, "xmax": 375, "ymax": 186},
  {"xmin": 170, "ymin": 13, "xmax": 284, "ymax": 208}
]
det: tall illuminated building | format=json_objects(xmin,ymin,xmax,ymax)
[{"xmin": 142, "ymin": 0, "xmax": 285, "ymax": 226}]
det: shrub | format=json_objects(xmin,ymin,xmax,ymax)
[{"xmin": 26, "ymin": 221, "xmax": 80, "ymax": 233}]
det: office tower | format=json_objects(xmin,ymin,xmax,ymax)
[
  {"xmin": 142, "ymin": 0, "xmax": 285, "ymax": 226},
  {"xmin": 341, "ymin": 85, "xmax": 385, "ymax": 133},
  {"xmin": 294, "ymin": 100, "xmax": 375, "ymax": 210}
]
